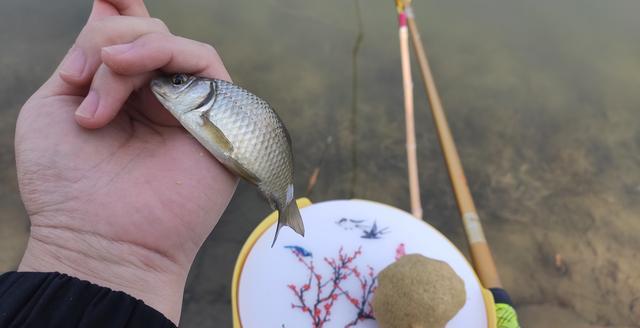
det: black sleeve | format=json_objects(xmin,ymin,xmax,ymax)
[{"xmin": 0, "ymin": 272, "xmax": 177, "ymax": 328}]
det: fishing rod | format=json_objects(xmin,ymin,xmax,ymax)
[
  {"xmin": 394, "ymin": 0, "xmax": 423, "ymax": 220},
  {"xmin": 349, "ymin": 0, "xmax": 364, "ymax": 199},
  {"xmin": 396, "ymin": 0, "xmax": 520, "ymax": 326}
]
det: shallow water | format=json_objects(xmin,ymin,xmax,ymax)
[{"xmin": 1, "ymin": 0, "xmax": 639, "ymax": 326}]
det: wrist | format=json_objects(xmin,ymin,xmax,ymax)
[{"xmin": 18, "ymin": 224, "xmax": 188, "ymax": 325}]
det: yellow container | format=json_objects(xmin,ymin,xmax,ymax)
[{"xmin": 231, "ymin": 198, "xmax": 496, "ymax": 327}]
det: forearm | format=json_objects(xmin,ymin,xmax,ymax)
[{"xmin": 18, "ymin": 224, "xmax": 188, "ymax": 325}]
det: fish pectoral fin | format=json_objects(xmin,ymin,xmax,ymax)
[
  {"xmin": 225, "ymin": 157, "xmax": 261, "ymax": 185},
  {"xmin": 201, "ymin": 117, "xmax": 234, "ymax": 154},
  {"xmin": 199, "ymin": 118, "xmax": 260, "ymax": 185}
]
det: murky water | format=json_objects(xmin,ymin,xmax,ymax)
[{"xmin": 1, "ymin": 0, "xmax": 639, "ymax": 326}]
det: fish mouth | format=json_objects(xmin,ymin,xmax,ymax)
[
  {"xmin": 154, "ymin": 91, "xmax": 168, "ymax": 101},
  {"xmin": 150, "ymin": 80, "xmax": 168, "ymax": 100}
]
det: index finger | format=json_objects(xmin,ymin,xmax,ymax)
[
  {"xmin": 102, "ymin": 34, "xmax": 231, "ymax": 81},
  {"xmin": 75, "ymin": 34, "xmax": 231, "ymax": 129},
  {"xmin": 106, "ymin": 0, "xmax": 150, "ymax": 17},
  {"xmin": 90, "ymin": 0, "xmax": 150, "ymax": 20}
]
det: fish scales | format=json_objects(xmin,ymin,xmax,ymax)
[{"xmin": 208, "ymin": 80, "xmax": 293, "ymax": 207}]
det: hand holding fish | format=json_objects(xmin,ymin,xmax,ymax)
[{"xmin": 15, "ymin": 0, "xmax": 237, "ymax": 324}]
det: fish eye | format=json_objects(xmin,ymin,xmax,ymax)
[{"xmin": 171, "ymin": 74, "xmax": 188, "ymax": 86}]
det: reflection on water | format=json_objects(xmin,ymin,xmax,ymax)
[{"xmin": 1, "ymin": 0, "xmax": 639, "ymax": 327}]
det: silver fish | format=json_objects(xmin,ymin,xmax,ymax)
[{"xmin": 150, "ymin": 74, "xmax": 304, "ymax": 246}]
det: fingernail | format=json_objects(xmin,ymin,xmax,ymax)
[
  {"xmin": 76, "ymin": 91, "xmax": 99, "ymax": 119},
  {"xmin": 102, "ymin": 42, "xmax": 134, "ymax": 56},
  {"xmin": 60, "ymin": 47, "xmax": 86, "ymax": 78}
]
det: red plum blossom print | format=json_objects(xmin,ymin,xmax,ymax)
[{"xmin": 285, "ymin": 244, "xmax": 402, "ymax": 327}]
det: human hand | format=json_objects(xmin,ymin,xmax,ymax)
[{"xmin": 15, "ymin": 0, "xmax": 236, "ymax": 323}]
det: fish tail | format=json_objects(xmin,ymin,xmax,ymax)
[{"xmin": 271, "ymin": 201, "xmax": 305, "ymax": 247}]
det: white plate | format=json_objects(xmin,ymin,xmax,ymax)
[{"xmin": 238, "ymin": 199, "xmax": 488, "ymax": 327}]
